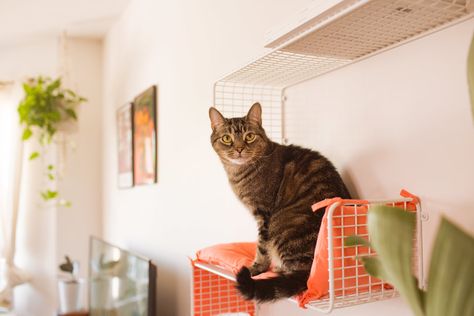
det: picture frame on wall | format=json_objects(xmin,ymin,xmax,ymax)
[
  {"xmin": 117, "ymin": 102, "xmax": 134, "ymax": 188},
  {"xmin": 133, "ymin": 85, "xmax": 158, "ymax": 185}
]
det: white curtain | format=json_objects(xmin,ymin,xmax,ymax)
[{"xmin": 0, "ymin": 83, "xmax": 30, "ymax": 310}]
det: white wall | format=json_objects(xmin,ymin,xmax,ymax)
[
  {"xmin": 0, "ymin": 37, "xmax": 59, "ymax": 80},
  {"xmin": 102, "ymin": 1, "xmax": 311, "ymax": 315},
  {"xmin": 102, "ymin": 0, "xmax": 474, "ymax": 315},
  {"xmin": 56, "ymin": 37, "xmax": 103, "ymax": 284},
  {"xmin": 284, "ymin": 18, "xmax": 474, "ymax": 247}
]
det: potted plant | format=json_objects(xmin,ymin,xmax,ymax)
[
  {"xmin": 17, "ymin": 76, "xmax": 86, "ymax": 206},
  {"xmin": 57, "ymin": 256, "xmax": 86, "ymax": 314}
]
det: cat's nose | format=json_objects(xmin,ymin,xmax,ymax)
[{"xmin": 236, "ymin": 147, "xmax": 244, "ymax": 153}]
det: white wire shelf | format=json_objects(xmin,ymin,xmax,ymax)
[
  {"xmin": 213, "ymin": 0, "xmax": 474, "ymax": 142},
  {"xmin": 191, "ymin": 196, "xmax": 424, "ymax": 314}
]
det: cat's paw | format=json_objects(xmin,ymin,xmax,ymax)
[{"xmin": 248, "ymin": 262, "xmax": 269, "ymax": 276}]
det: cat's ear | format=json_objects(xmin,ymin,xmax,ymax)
[
  {"xmin": 209, "ymin": 107, "xmax": 225, "ymax": 130},
  {"xmin": 246, "ymin": 102, "xmax": 262, "ymax": 125}
]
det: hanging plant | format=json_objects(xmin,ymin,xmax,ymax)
[{"xmin": 17, "ymin": 76, "xmax": 86, "ymax": 205}]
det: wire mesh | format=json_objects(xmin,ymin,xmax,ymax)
[
  {"xmin": 219, "ymin": 52, "xmax": 350, "ymax": 88},
  {"xmin": 217, "ymin": 0, "xmax": 472, "ymax": 89},
  {"xmin": 282, "ymin": 0, "xmax": 469, "ymax": 60},
  {"xmin": 213, "ymin": 0, "xmax": 473, "ymax": 143},
  {"xmin": 305, "ymin": 198, "xmax": 420, "ymax": 311},
  {"xmin": 191, "ymin": 198, "xmax": 421, "ymax": 313},
  {"xmin": 214, "ymin": 82, "xmax": 283, "ymax": 142},
  {"xmin": 192, "ymin": 264, "xmax": 256, "ymax": 316}
]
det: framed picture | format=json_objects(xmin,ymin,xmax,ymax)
[
  {"xmin": 117, "ymin": 102, "xmax": 134, "ymax": 188},
  {"xmin": 133, "ymin": 85, "xmax": 157, "ymax": 185}
]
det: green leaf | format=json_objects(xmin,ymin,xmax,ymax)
[
  {"xmin": 41, "ymin": 190, "xmax": 58, "ymax": 201},
  {"xmin": 367, "ymin": 206, "xmax": 425, "ymax": 316},
  {"xmin": 48, "ymin": 110, "xmax": 61, "ymax": 122},
  {"xmin": 425, "ymin": 218, "xmax": 474, "ymax": 316},
  {"xmin": 65, "ymin": 108, "xmax": 77, "ymax": 120},
  {"xmin": 48, "ymin": 174, "xmax": 55, "ymax": 181},
  {"xmin": 22, "ymin": 128, "xmax": 32, "ymax": 140},
  {"xmin": 359, "ymin": 256, "xmax": 387, "ymax": 280},
  {"xmin": 22, "ymin": 82, "xmax": 32, "ymax": 94},
  {"xmin": 59, "ymin": 200, "xmax": 72, "ymax": 208},
  {"xmin": 65, "ymin": 89, "xmax": 76, "ymax": 97},
  {"xmin": 468, "ymin": 34, "xmax": 474, "ymax": 122},
  {"xmin": 48, "ymin": 164, "xmax": 54, "ymax": 171},
  {"xmin": 345, "ymin": 235, "xmax": 371, "ymax": 248},
  {"xmin": 46, "ymin": 78, "xmax": 61, "ymax": 93},
  {"xmin": 28, "ymin": 151, "xmax": 40, "ymax": 160}
]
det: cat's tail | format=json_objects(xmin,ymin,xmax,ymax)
[{"xmin": 235, "ymin": 266, "xmax": 309, "ymax": 302}]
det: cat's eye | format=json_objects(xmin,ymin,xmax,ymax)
[
  {"xmin": 220, "ymin": 134, "xmax": 233, "ymax": 145},
  {"xmin": 244, "ymin": 133, "xmax": 256, "ymax": 143}
]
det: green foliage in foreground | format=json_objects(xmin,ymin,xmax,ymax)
[
  {"xmin": 345, "ymin": 206, "xmax": 474, "ymax": 316},
  {"xmin": 468, "ymin": 34, "xmax": 474, "ymax": 122}
]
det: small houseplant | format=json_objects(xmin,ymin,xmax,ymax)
[
  {"xmin": 57, "ymin": 256, "xmax": 85, "ymax": 314},
  {"xmin": 17, "ymin": 76, "xmax": 86, "ymax": 205}
]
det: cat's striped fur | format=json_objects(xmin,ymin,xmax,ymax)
[{"xmin": 209, "ymin": 103, "xmax": 351, "ymax": 302}]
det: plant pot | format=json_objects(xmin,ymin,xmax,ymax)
[{"xmin": 57, "ymin": 278, "xmax": 86, "ymax": 314}]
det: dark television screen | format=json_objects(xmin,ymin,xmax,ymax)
[{"xmin": 89, "ymin": 237, "xmax": 156, "ymax": 316}]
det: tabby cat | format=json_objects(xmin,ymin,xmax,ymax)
[{"xmin": 209, "ymin": 102, "xmax": 351, "ymax": 302}]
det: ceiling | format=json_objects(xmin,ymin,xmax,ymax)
[{"xmin": 0, "ymin": 0, "xmax": 131, "ymax": 46}]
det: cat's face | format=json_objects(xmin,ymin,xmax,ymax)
[{"xmin": 209, "ymin": 103, "xmax": 271, "ymax": 165}]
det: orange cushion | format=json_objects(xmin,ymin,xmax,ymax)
[
  {"xmin": 195, "ymin": 242, "xmax": 277, "ymax": 279},
  {"xmin": 195, "ymin": 242, "xmax": 256, "ymax": 274}
]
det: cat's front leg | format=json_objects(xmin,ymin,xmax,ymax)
[{"xmin": 249, "ymin": 209, "xmax": 271, "ymax": 276}]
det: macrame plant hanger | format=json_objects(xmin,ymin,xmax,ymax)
[{"xmin": 56, "ymin": 30, "xmax": 76, "ymax": 182}]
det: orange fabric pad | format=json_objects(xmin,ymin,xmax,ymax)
[{"xmin": 195, "ymin": 242, "xmax": 256, "ymax": 275}]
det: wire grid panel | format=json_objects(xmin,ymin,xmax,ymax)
[
  {"xmin": 215, "ymin": 0, "xmax": 472, "ymax": 90},
  {"xmin": 282, "ymin": 0, "xmax": 470, "ymax": 60},
  {"xmin": 306, "ymin": 199, "xmax": 420, "ymax": 311},
  {"xmin": 213, "ymin": 0, "xmax": 472, "ymax": 145},
  {"xmin": 219, "ymin": 52, "xmax": 350, "ymax": 88},
  {"xmin": 192, "ymin": 264, "xmax": 256, "ymax": 316},
  {"xmin": 214, "ymin": 82, "xmax": 283, "ymax": 142}
]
